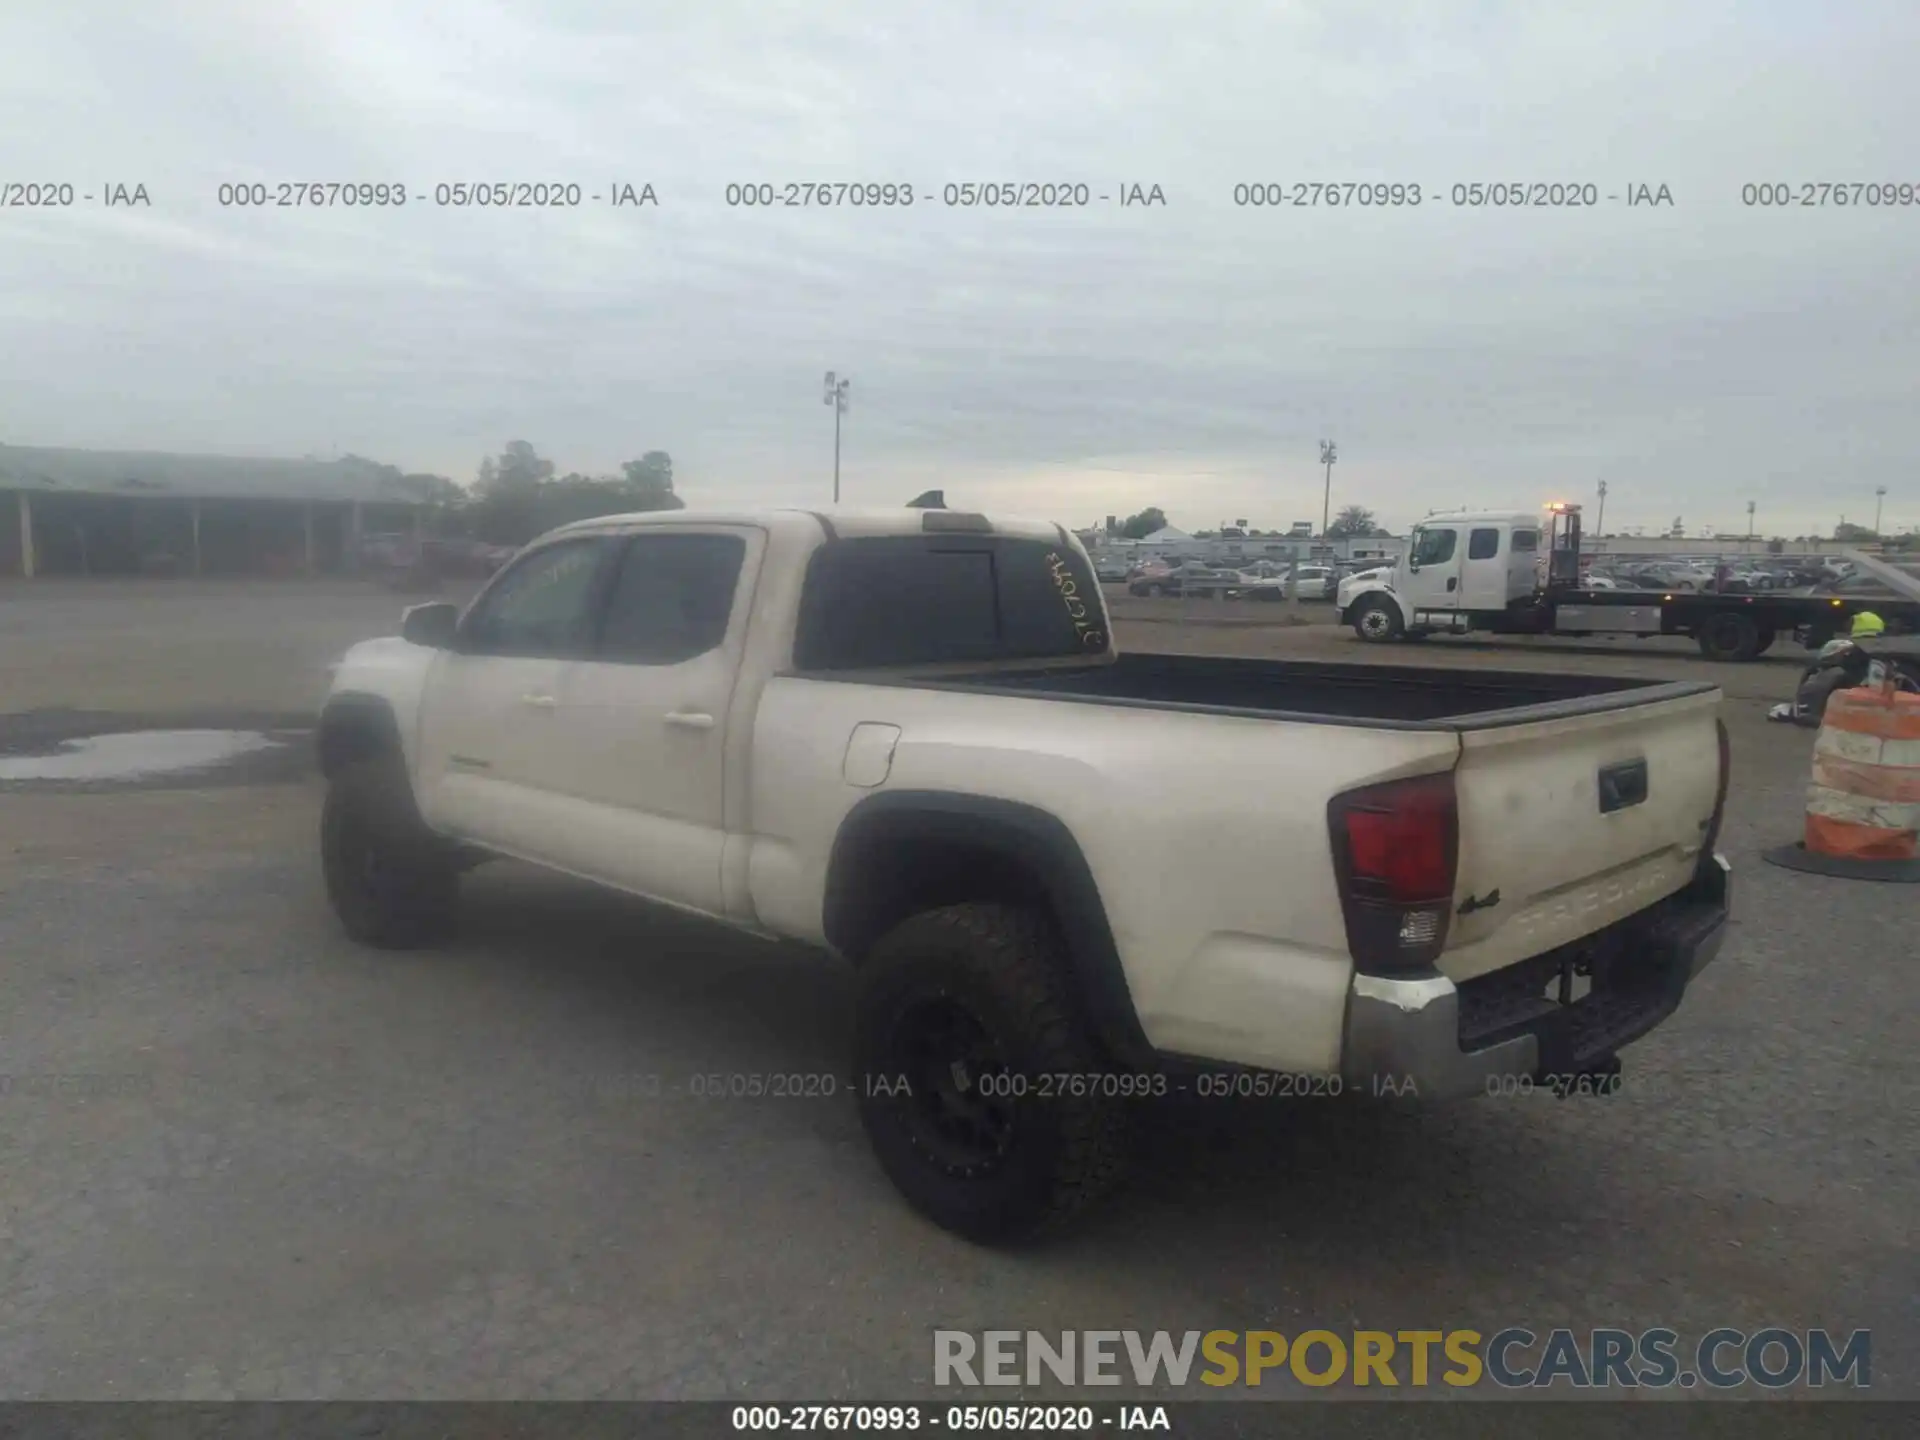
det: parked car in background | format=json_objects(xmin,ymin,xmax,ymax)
[
  {"xmin": 1771, "ymin": 562, "xmax": 1830, "ymax": 588},
  {"xmin": 358, "ymin": 532, "xmax": 420, "ymax": 569},
  {"xmin": 1661, "ymin": 564, "xmax": 1716, "ymax": 591},
  {"xmin": 1128, "ymin": 561, "xmax": 1243, "ymax": 597},
  {"xmin": 1093, "ymin": 554, "xmax": 1131, "ymax": 584},
  {"xmin": 1234, "ymin": 564, "xmax": 1292, "ymax": 601},
  {"xmin": 1291, "ymin": 564, "xmax": 1338, "ymax": 601},
  {"xmin": 1126, "ymin": 557, "xmax": 1174, "ymax": 584}
]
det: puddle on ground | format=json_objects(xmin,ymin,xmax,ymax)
[{"xmin": 0, "ymin": 729, "xmax": 285, "ymax": 781}]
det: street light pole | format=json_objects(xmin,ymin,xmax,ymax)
[
  {"xmin": 1319, "ymin": 439, "xmax": 1337, "ymax": 545},
  {"xmin": 1747, "ymin": 499, "xmax": 1756, "ymax": 545},
  {"xmin": 824, "ymin": 371, "xmax": 851, "ymax": 503},
  {"xmin": 1874, "ymin": 486, "xmax": 1887, "ymax": 536},
  {"xmin": 1596, "ymin": 479, "xmax": 1608, "ymax": 538}
]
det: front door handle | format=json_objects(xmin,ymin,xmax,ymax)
[
  {"xmin": 521, "ymin": 693, "xmax": 559, "ymax": 709},
  {"xmin": 665, "ymin": 711, "xmax": 716, "ymax": 730},
  {"xmin": 1447, "ymin": 577, "xmax": 1458, "ymax": 591}
]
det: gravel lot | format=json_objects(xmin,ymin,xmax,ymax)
[{"xmin": 0, "ymin": 578, "xmax": 1911, "ymax": 1402}]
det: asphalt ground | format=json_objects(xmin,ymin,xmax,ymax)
[{"xmin": 0, "ymin": 578, "xmax": 1911, "ymax": 1401}]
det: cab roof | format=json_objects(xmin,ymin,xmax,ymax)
[{"xmin": 1415, "ymin": 511, "xmax": 1545, "ymax": 528}]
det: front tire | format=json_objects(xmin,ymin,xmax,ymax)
[
  {"xmin": 853, "ymin": 903, "xmax": 1131, "ymax": 1244},
  {"xmin": 321, "ymin": 758, "xmax": 460, "ymax": 948},
  {"xmin": 1352, "ymin": 596, "xmax": 1404, "ymax": 643}
]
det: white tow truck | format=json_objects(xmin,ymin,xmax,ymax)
[
  {"xmin": 319, "ymin": 504, "xmax": 1732, "ymax": 1242},
  {"xmin": 1337, "ymin": 505, "xmax": 1918, "ymax": 661}
]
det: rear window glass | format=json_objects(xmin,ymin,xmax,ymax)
[
  {"xmin": 1468, "ymin": 527, "xmax": 1501, "ymax": 560},
  {"xmin": 1510, "ymin": 529, "xmax": 1539, "ymax": 552},
  {"xmin": 794, "ymin": 535, "xmax": 1110, "ymax": 670}
]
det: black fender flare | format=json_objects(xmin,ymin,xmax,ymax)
[
  {"xmin": 824, "ymin": 790, "xmax": 1152, "ymax": 1067},
  {"xmin": 316, "ymin": 692, "xmax": 407, "ymax": 778}
]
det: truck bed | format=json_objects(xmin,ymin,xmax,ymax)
[{"xmin": 896, "ymin": 652, "xmax": 1711, "ymax": 728}]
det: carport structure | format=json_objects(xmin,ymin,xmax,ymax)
[{"xmin": 0, "ymin": 443, "xmax": 434, "ymax": 578}]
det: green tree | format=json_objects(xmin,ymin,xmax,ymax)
[
  {"xmin": 1833, "ymin": 522, "xmax": 1878, "ymax": 542},
  {"xmin": 493, "ymin": 440, "xmax": 554, "ymax": 493},
  {"xmin": 465, "ymin": 445, "xmax": 686, "ymax": 544},
  {"xmin": 1118, "ymin": 506, "xmax": 1169, "ymax": 539},
  {"xmin": 618, "ymin": 450, "xmax": 684, "ymax": 511},
  {"xmin": 469, "ymin": 441, "xmax": 555, "ymax": 543},
  {"xmin": 1327, "ymin": 505, "xmax": 1378, "ymax": 539}
]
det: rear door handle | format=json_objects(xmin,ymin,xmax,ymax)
[
  {"xmin": 521, "ymin": 693, "xmax": 559, "ymax": 709},
  {"xmin": 1447, "ymin": 577, "xmax": 1458, "ymax": 591},
  {"xmin": 665, "ymin": 711, "xmax": 715, "ymax": 730}
]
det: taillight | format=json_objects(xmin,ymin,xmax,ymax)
[
  {"xmin": 1328, "ymin": 772, "xmax": 1459, "ymax": 975},
  {"xmin": 1703, "ymin": 717, "xmax": 1731, "ymax": 853}
]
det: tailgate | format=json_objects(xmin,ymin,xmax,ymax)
[{"xmin": 1442, "ymin": 687, "xmax": 1722, "ymax": 982}]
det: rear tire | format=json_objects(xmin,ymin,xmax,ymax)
[
  {"xmin": 1352, "ymin": 596, "xmax": 1404, "ymax": 643},
  {"xmin": 1696, "ymin": 611, "xmax": 1761, "ymax": 663},
  {"xmin": 321, "ymin": 758, "xmax": 460, "ymax": 948},
  {"xmin": 853, "ymin": 903, "xmax": 1131, "ymax": 1244}
]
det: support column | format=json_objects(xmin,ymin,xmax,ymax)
[
  {"xmin": 303, "ymin": 503, "xmax": 315, "ymax": 575},
  {"xmin": 411, "ymin": 506, "xmax": 424, "ymax": 541},
  {"xmin": 348, "ymin": 500, "xmax": 364, "ymax": 572},
  {"xmin": 189, "ymin": 500, "xmax": 202, "ymax": 575},
  {"xmin": 17, "ymin": 491, "xmax": 34, "ymax": 579}
]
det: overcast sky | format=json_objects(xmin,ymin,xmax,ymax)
[{"xmin": 2, "ymin": 0, "xmax": 1914, "ymax": 538}]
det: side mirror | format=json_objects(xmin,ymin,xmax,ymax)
[{"xmin": 401, "ymin": 601, "xmax": 459, "ymax": 649}]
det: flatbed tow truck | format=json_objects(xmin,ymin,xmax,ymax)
[{"xmin": 1337, "ymin": 504, "xmax": 1920, "ymax": 662}]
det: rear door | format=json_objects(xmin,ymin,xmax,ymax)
[
  {"xmin": 1459, "ymin": 526, "xmax": 1511, "ymax": 611},
  {"xmin": 1441, "ymin": 689, "xmax": 1722, "ymax": 982}
]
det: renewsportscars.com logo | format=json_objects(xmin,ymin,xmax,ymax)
[{"xmin": 933, "ymin": 1328, "xmax": 1871, "ymax": 1391}]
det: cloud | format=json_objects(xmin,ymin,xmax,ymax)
[{"xmin": 0, "ymin": 0, "xmax": 1914, "ymax": 535}]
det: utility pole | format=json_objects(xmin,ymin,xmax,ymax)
[
  {"xmin": 1746, "ymin": 499, "xmax": 1756, "ymax": 545},
  {"xmin": 1595, "ymin": 479, "xmax": 1608, "ymax": 538},
  {"xmin": 823, "ymin": 371, "xmax": 851, "ymax": 503},
  {"xmin": 1319, "ymin": 439, "xmax": 1337, "ymax": 545},
  {"xmin": 1874, "ymin": 486, "xmax": 1887, "ymax": 536}
]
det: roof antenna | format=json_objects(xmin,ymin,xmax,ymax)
[{"xmin": 906, "ymin": 489, "xmax": 946, "ymax": 509}]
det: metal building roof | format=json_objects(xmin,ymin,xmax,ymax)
[{"xmin": 0, "ymin": 444, "xmax": 433, "ymax": 504}]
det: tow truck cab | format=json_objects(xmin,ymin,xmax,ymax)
[{"xmin": 1343, "ymin": 511, "xmax": 1548, "ymax": 636}]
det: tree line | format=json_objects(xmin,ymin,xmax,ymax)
[
  {"xmin": 1112, "ymin": 504, "xmax": 1388, "ymax": 540},
  {"xmin": 346, "ymin": 441, "xmax": 683, "ymax": 546}
]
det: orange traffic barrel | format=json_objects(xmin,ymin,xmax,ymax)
[{"xmin": 1765, "ymin": 684, "xmax": 1920, "ymax": 881}]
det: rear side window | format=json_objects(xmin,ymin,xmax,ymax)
[
  {"xmin": 1468, "ymin": 527, "xmax": 1501, "ymax": 560},
  {"xmin": 594, "ymin": 532, "xmax": 746, "ymax": 664},
  {"xmin": 794, "ymin": 535, "xmax": 1109, "ymax": 670},
  {"xmin": 1510, "ymin": 529, "xmax": 1539, "ymax": 552}
]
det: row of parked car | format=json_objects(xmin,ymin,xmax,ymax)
[
  {"xmin": 1095, "ymin": 555, "xmax": 1358, "ymax": 602},
  {"xmin": 1583, "ymin": 555, "xmax": 1866, "ymax": 594}
]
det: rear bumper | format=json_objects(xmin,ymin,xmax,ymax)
[{"xmin": 1340, "ymin": 853, "xmax": 1730, "ymax": 1100}]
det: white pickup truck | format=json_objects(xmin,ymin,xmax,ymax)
[{"xmin": 318, "ymin": 506, "xmax": 1732, "ymax": 1242}]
